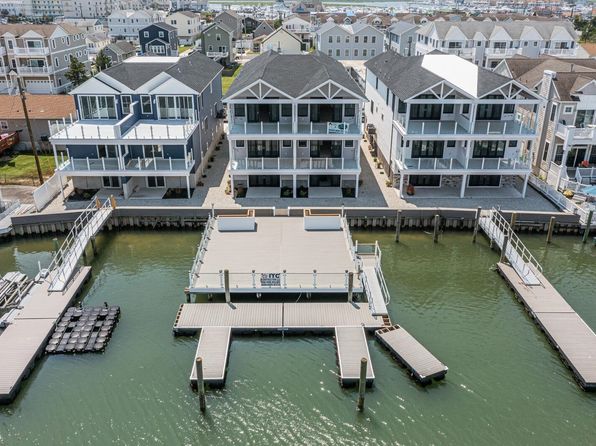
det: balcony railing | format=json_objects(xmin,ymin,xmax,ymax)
[
  {"xmin": 443, "ymin": 47, "xmax": 474, "ymax": 57},
  {"xmin": 230, "ymin": 157, "xmax": 359, "ymax": 171},
  {"xmin": 17, "ymin": 66, "xmax": 54, "ymax": 75},
  {"xmin": 556, "ymin": 123, "xmax": 596, "ymax": 143},
  {"xmin": 485, "ymin": 47, "xmax": 519, "ymax": 56},
  {"xmin": 401, "ymin": 157, "xmax": 530, "ymax": 171},
  {"xmin": 12, "ymin": 47, "xmax": 50, "ymax": 56},
  {"xmin": 229, "ymin": 121, "xmax": 360, "ymax": 136},
  {"xmin": 58, "ymin": 156, "xmax": 193, "ymax": 173},
  {"xmin": 206, "ymin": 51, "xmax": 229, "ymax": 58},
  {"xmin": 541, "ymin": 48, "xmax": 576, "ymax": 56},
  {"xmin": 400, "ymin": 119, "xmax": 534, "ymax": 137}
]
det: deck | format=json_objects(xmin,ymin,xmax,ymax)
[
  {"xmin": 335, "ymin": 326, "xmax": 375, "ymax": 386},
  {"xmin": 173, "ymin": 302, "xmax": 384, "ymax": 335},
  {"xmin": 375, "ymin": 325, "xmax": 448, "ymax": 383},
  {"xmin": 361, "ymin": 263, "xmax": 388, "ymax": 316},
  {"xmin": 498, "ymin": 262, "xmax": 596, "ymax": 390},
  {"xmin": 0, "ymin": 266, "xmax": 92, "ymax": 403},
  {"xmin": 189, "ymin": 326, "xmax": 231, "ymax": 388}
]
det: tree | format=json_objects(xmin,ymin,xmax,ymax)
[
  {"xmin": 95, "ymin": 49, "xmax": 111, "ymax": 72},
  {"xmin": 65, "ymin": 56, "xmax": 89, "ymax": 87},
  {"xmin": 273, "ymin": 18, "xmax": 282, "ymax": 29}
]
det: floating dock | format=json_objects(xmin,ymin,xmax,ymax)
[
  {"xmin": 190, "ymin": 326, "xmax": 231, "ymax": 388},
  {"xmin": 335, "ymin": 326, "xmax": 374, "ymax": 386},
  {"xmin": 0, "ymin": 266, "xmax": 92, "ymax": 404},
  {"xmin": 375, "ymin": 325, "xmax": 448, "ymax": 384},
  {"xmin": 498, "ymin": 262, "xmax": 596, "ymax": 390}
]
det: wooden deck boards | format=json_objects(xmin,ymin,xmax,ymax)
[
  {"xmin": 335, "ymin": 326, "xmax": 374, "ymax": 386},
  {"xmin": 375, "ymin": 325, "xmax": 447, "ymax": 383},
  {"xmin": 189, "ymin": 327, "xmax": 231, "ymax": 387}
]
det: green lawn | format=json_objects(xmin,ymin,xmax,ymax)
[
  {"xmin": 222, "ymin": 65, "xmax": 242, "ymax": 95},
  {"xmin": 178, "ymin": 45, "xmax": 192, "ymax": 55},
  {"xmin": 0, "ymin": 154, "xmax": 56, "ymax": 185}
]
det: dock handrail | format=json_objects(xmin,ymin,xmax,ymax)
[
  {"xmin": 189, "ymin": 214, "xmax": 215, "ymax": 286},
  {"xmin": 357, "ymin": 241, "xmax": 391, "ymax": 305},
  {"xmin": 484, "ymin": 207, "xmax": 543, "ymax": 275}
]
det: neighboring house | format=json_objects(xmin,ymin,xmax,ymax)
[
  {"xmin": 316, "ymin": 21, "xmax": 384, "ymax": 60},
  {"xmin": 0, "ymin": 24, "xmax": 91, "ymax": 95},
  {"xmin": 291, "ymin": 0, "xmax": 323, "ymax": 14},
  {"xmin": 364, "ymin": 51, "xmax": 543, "ymax": 198},
  {"xmin": 252, "ymin": 21, "xmax": 275, "ymax": 39},
  {"xmin": 201, "ymin": 22, "xmax": 235, "ymax": 66},
  {"xmin": 107, "ymin": 9, "xmax": 165, "ymax": 43},
  {"xmin": 86, "ymin": 32, "xmax": 111, "ymax": 59},
  {"xmin": 49, "ymin": 52, "xmax": 224, "ymax": 200},
  {"xmin": 165, "ymin": 11, "xmax": 201, "ymax": 46},
  {"xmin": 282, "ymin": 15, "xmax": 312, "ymax": 49},
  {"xmin": 139, "ymin": 22, "xmax": 178, "ymax": 56},
  {"xmin": 62, "ymin": 0, "xmax": 121, "ymax": 19},
  {"xmin": 223, "ymin": 51, "xmax": 365, "ymax": 198},
  {"xmin": 214, "ymin": 10, "xmax": 242, "ymax": 40},
  {"xmin": 58, "ymin": 18, "xmax": 104, "ymax": 34},
  {"xmin": 103, "ymin": 41, "xmax": 137, "ymax": 65},
  {"xmin": 415, "ymin": 20, "xmax": 580, "ymax": 69},
  {"xmin": 497, "ymin": 57, "xmax": 596, "ymax": 189},
  {"xmin": 0, "ymin": 94, "xmax": 75, "ymax": 150},
  {"xmin": 386, "ymin": 21, "xmax": 418, "ymax": 56},
  {"xmin": 20, "ymin": 0, "xmax": 62, "ymax": 18},
  {"xmin": 261, "ymin": 28, "xmax": 303, "ymax": 55},
  {"xmin": 243, "ymin": 16, "xmax": 260, "ymax": 35}
]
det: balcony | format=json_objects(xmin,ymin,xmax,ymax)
[
  {"xmin": 397, "ymin": 119, "xmax": 535, "ymax": 139},
  {"xmin": 206, "ymin": 51, "xmax": 229, "ymax": 58},
  {"xmin": 399, "ymin": 157, "xmax": 530, "ymax": 173},
  {"xmin": 12, "ymin": 47, "xmax": 51, "ymax": 56},
  {"xmin": 443, "ymin": 47, "xmax": 474, "ymax": 57},
  {"xmin": 555, "ymin": 124, "xmax": 596, "ymax": 144},
  {"xmin": 540, "ymin": 48, "xmax": 576, "ymax": 57},
  {"xmin": 484, "ymin": 47, "xmax": 519, "ymax": 57},
  {"xmin": 228, "ymin": 121, "xmax": 361, "ymax": 138},
  {"xmin": 230, "ymin": 157, "xmax": 359, "ymax": 171},
  {"xmin": 57, "ymin": 156, "xmax": 193, "ymax": 176},
  {"xmin": 16, "ymin": 66, "xmax": 54, "ymax": 75}
]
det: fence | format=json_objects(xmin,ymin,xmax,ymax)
[{"xmin": 33, "ymin": 173, "xmax": 64, "ymax": 212}]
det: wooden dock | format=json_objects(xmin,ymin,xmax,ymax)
[
  {"xmin": 0, "ymin": 266, "xmax": 92, "ymax": 404},
  {"xmin": 173, "ymin": 302, "xmax": 384, "ymax": 335},
  {"xmin": 497, "ymin": 262, "xmax": 596, "ymax": 390},
  {"xmin": 375, "ymin": 325, "xmax": 447, "ymax": 384},
  {"xmin": 335, "ymin": 326, "xmax": 374, "ymax": 386},
  {"xmin": 189, "ymin": 326, "xmax": 231, "ymax": 388}
]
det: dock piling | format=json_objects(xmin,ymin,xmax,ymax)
[
  {"xmin": 357, "ymin": 357, "xmax": 367, "ymax": 411},
  {"xmin": 90, "ymin": 236, "xmax": 97, "ymax": 255},
  {"xmin": 196, "ymin": 356, "xmax": 206, "ymax": 413},
  {"xmin": 433, "ymin": 215, "xmax": 440, "ymax": 243},
  {"xmin": 582, "ymin": 210, "xmax": 594, "ymax": 243},
  {"xmin": 347, "ymin": 272, "xmax": 354, "ymax": 303},
  {"xmin": 52, "ymin": 237, "xmax": 59, "ymax": 253},
  {"xmin": 224, "ymin": 269, "xmax": 230, "ymax": 303},
  {"xmin": 472, "ymin": 207, "xmax": 481, "ymax": 243},
  {"xmin": 546, "ymin": 216, "xmax": 556, "ymax": 244},
  {"xmin": 394, "ymin": 210, "xmax": 401, "ymax": 243},
  {"xmin": 510, "ymin": 212, "xmax": 517, "ymax": 229},
  {"xmin": 500, "ymin": 235, "xmax": 509, "ymax": 263}
]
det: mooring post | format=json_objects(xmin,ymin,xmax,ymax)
[
  {"xmin": 546, "ymin": 216, "xmax": 556, "ymax": 244},
  {"xmin": 500, "ymin": 234, "xmax": 509, "ymax": 263},
  {"xmin": 582, "ymin": 210, "xmax": 593, "ymax": 244},
  {"xmin": 196, "ymin": 356, "xmax": 206, "ymax": 413},
  {"xmin": 81, "ymin": 245, "xmax": 87, "ymax": 264},
  {"xmin": 90, "ymin": 236, "xmax": 97, "ymax": 255},
  {"xmin": 52, "ymin": 237, "xmax": 59, "ymax": 253},
  {"xmin": 224, "ymin": 269, "xmax": 230, "ymax": 303},
  {"xmin": 347, "ymin": 271, "xmax": 354, "ymax": 303},
  {"xmin": 357, "ymin": 357, "xmax": 367, "ymax": 411},
  {"xmin": 433, "ymin": 214, "xmax": 440, "ymax": 243},
  {"xmin": 510, "ymin": 212, "xmax": 517, "ymax": 230},
  {"xmin": 472, "ymin": 207, "xmax": 481, "ymax": 243},
  {"xmin": 185, "ymin": 288, "xmax": 190, "ymax": 303},
  {"xmin": 109, "ymin": 194, "xmax": 117, "ymax": 209},
  {"xmin": 394, "ymin": 210, "xmax": 401, "ymax": 243}
]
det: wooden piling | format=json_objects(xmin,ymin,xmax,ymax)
[
  {"xmin": 472, "ymin": 207, "xmax": 481, "ymax": 243},
  {"xmin": 196, "ymin": 356, "xmax": 206, "ymax": 413},
  {"xmin": 394, "ymin": 210, "xmax": 401, "ymax": 243},
  {"xmin": 52, "ymin": 237, "xmax": 59, "ymax": 253},
  {"xmin": 224, "ymin": 269, "xmax": 230, "ymax": 303},
  {"xmin": 357, "ymin": 357, "xmax": 367, "ymax": 411},
  {"xmin": 500, "ymin": 235, "xmax": 509, "ymax": 263},
  {"xmin": 510, "ymin": 212, "xmax": 517, "ymax": 230},
  {"xmin": 433, "ymin": 214, "xmax": 440, "ymax": 243},
  {"xmin": 90, "ymin": 236, "xmax": 97, "ymax": 255},
  {"xmin": 347, "ymin": 272, "xmax": 353, "ymax": 303},
  {"xmin": 546, "ymin": 216, "xmax": 556, "ymax": 244},
  {"xmin": 582, "ymin": 210, "xmax": 593, "ymax": 244}
]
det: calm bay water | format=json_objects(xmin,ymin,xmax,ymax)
[{"xmin": 0, "ymin": 230, "xmax": 594, "ymax": 445}]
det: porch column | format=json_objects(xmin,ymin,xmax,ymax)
[
  {"xmin": 399, "ymin": 171, "xmax": 404, "ymax": 197},
  {"xmin": 522, "ymin": 174, "xmax": 529, "ymax": 198},
  {"xmin": 556, "ymin": 130, "xmax": 572, "ymax": 189},
  {"xmin": 58, "ymin": 171, "xmax": 65, "ymax": 200},
  {"xmin": 51, "ymin": 143, "xmax": 59, "ymax": 169},
  {"xmin": 355, "ymin": 174, "xmax": 359, "ymax": 197},
  {"xmin": 230, "ymin": 174, "xmax": 235, "ymax": 198},
  {"xmin": 293, "ymin": 139, "xmax": 297, "ymax": 169},
  {"xmin": 186, "ymin": 175, "xmax": 191, "ymax": 199},
  {"xmin": 460, "ymin": 174, "xmax": 467, "ymax": 198},
  {"xmin": 293, "ymin": 174, "xmax": 296, "ymax": 198}
]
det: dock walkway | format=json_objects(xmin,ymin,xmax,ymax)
[
  {"xmin": 498, "ymin": 262, "xmax": 596, "ymax": 390},
  {"xmin": 335, "ymin": 326, "xmax": 374, "ymax": 386},
  {"xmin": 189, "ymin": 326, "xmax": 231, "ymax": 388},
  {"xmin": 375, "ymin": 325, "xmax": 447, "ymax": 383},
  {"xmin": 0, "ymin": 266, "xmax": 91, "ymax": 403}
]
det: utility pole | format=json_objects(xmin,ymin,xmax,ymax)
[{"xmin": 16, "ymin": 77, "xmax": 44, "ymax": 185}]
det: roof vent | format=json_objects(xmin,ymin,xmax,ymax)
[{"xmin": 544, "ymin": 69, "xmax": 557, "ymax": 80}]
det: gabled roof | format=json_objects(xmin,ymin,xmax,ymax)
[
  {"xmin": 262, "ymin": 27, "xmax": 302, "ymax": 45},
  {"xmin": 203, "ymin": 21, "xmax": 234, "ymax": 35},
  {"xmin": 142, "ymin": 22, "xmax": 177, "ymax": 32},
  {"xmin": 0, "ymin": 94, "xmax": 75, "ymax": 120},
  {"xmin": 105, "ymin": 41, "xmax": 136, "ymax": 56},
  {"xmin": 253, "ymin": 21, "xmax": 275, "ymax": 35},
  {"xmin": 365, "ymin": 51, "xmax": 513, "ymax": 100},
  {"xmin": 224, "ymin": 50, "xmax": 364, "ymax": 99},
  {"xmin": 0, "ymin": 23, "xmax": 83, "ymax": 38},
  {"xmin": 387, "ymin": 21, "xmax": 418, "ymax": 35}
]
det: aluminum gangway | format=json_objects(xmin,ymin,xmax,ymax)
[
  {"xmin": 47, "ymin": 198, "xmax": 114, "ymax": 292},
  {"xmin": 478, "ymin": 208, "xmax": 542, "ymax": 286},
  {"xmin": 357, "ymin": 242, "xmax": 391, "ymax": 316}
]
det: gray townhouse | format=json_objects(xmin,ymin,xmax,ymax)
[
  {"xmin": 386, "ymin": 21, "xmax": 418, "ymax": 56},
  {"xmin": 201, "ymin": 22, "xmax": 235, "ymax": 65},
  {"xmin": 103, "ymin": 41, "xmax": 137, "ymax": 66},
  {"xmin": 214, "ymin": 10, "xmax": 243, "ymax": 40},
  {"xmin": 0, "ymin": 23, "xmax": 91, "ymax": 94},
  {"xmin": 48, "ymin": 52, "xmax": 224, "ymax": 201},
  {"xmin": 316, "ymin": 21, "xmax": 384, "ymax": 60}
]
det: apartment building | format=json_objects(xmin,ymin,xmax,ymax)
[
  {"xmin": 223, "ymin": 51, "xmax": 365, "ymax": 199},
  {"xmin": 49, "ymin": 52, "xmax": 223, "ymax": 200},
  {"xmin": 21, "ymin": 0, "xmax": 63, "ymax": 18},
  {"xmin": 108, "ymin": 10, "xmax": 165, "ymax": 42},
  {"xmin": 316, "ymin": 21, "xmax": 384, "ymax": 60},
  {"xmin": 416, "ymin": 20, "xmax": 579, "ymax": 68},
  {"xmin": 497, "ymin": 57, "xmax": 596, "ymax": 189},
  {"xmin": 62, "ymin": 0, "xmax": 117, "ymax": 19},
  {"xmin": 364, "ymin": 51, "xmax": 543, "ymax": 198},
  {"xmin": 0, "ymin": 24, "xmax": 91, "ymax": 94},
  {"xmin": 165, "ymin": 11, "xmax": 201, "ymax": 46}
]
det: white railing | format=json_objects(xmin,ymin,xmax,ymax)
[
  {"xmin": 0, "ymin": 200, "xmax": 20, "ymax": 221},
  {"xmin": 58, "ymin": 155, "xmax": 193, "ymax": 173},
  {"xmin": 485, "ymin": 47, "xmax": 519, "ymax": 56},
  {"xmin": 189, "ymin": 214, "xmax": 214, "ymax": 287},
  {"xmin": 403, "ymin": 157, "xmax": 529, "ymax": 171},
  {"xmin": 541, "ymin": 48, "xmax": 576, "ymax": 56},
  {"xmin": 17, "ymin": 66, "xmax": 53, "ymax": 74},
  {"xmin": 356, "ymin": 241, "xmax": 390, "ymax": 305},
  {"xmin": 528, "ymin": 175, "xmax": 591, "ymax": 226},
  {"xmin": 12, "ymin": 47, "xmax": 50, "ymax": 55},
  {"xmin": 230, "ymin": 121, "xmax": 360, "ymax": 136},
  {"xmin": 206, "ymin": 51, "xmax": 229, "ymax": 58},
  {"xmin": 231, "ymin": 157, "xmax": 357, "ymax": 171}
]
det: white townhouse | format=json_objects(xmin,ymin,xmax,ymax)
[
  {"xmin": 48, "ymin": 53, "xmax": 224, "ymax": 200},
  {"xmin": 108, "ymin": 10, "xmax": 165, "ymax": 43},
  {"xmin": 497, "ymin": 57, "xmax": 596, "ymax": 189},
  {"xmin": 364, "ymin": 51, "xmax": 543, "ymax": 198},
  {"xmin": 416, "ymin": 20, "xmax": 579, "ymax": 69},
  {"xmin": 223, "ymin": 50, "xmax": 366, "ymax": 199},
  {"xmin": 316, "ymin": 21, "xmax": 384, "ymax": 61},
  {"xmin": 282, "ymin": 15, "xmax": 312, "ymax": 50},
  {"xmin": 165, "ymin": 11, "xmax": 201, "ymax": 46},
  {"xmin": 260, "ymin": 28, "xmax": 303, "ymax": 55}
]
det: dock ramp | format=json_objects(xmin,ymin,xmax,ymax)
[
  {"xmin": 190, "ymin": 326, "xmax": 232, "ymax": 388},
  {"xmin": 358, "ymin": 242, "xmax": 391, "ymax": 317},
  {"xmin": 375, "ymin": 325, "xmax": 447, "ymax": 383},
  {"xmin": 335, "ymin": 326, "xmax": 374, "ymax": 386}
]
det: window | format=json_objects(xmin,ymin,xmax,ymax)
[
  {"xmin": 443, "ymin": 96, "xmax": 454, "ymax": 114},
  {"xmin": 473, "ymin": 141, "xmax": 505, "ymax": 158},
  {"xmin": 554, "ymin": 144, "xmax": 564, "ymax": 164},
  {"xmin": 363, "ymin": 49, "xmax": 367, "ymax": 57},
  {"xmin": 144, "ymin": 145, "xmax": 163, "ymax": 158},
  {"xmin": 281, "ymin": 104, "xmax": 292, "ymax": 117},
  {"xmin": 0, "ymin": 121, "xmax": 8, "ymax": 130},
  {"xmin": 504, "ymin": 104, "xmax": 515, "ymax": 114},
  {"xmin": 336, "ymin": 49, "xmax": 340, "ymax": 57},
  {"xmin": 411, "ymin": 140, "xmax": 444, "ymax": 158},
  {"xmin": 298, "ymin": 104, "xmax": 308, "ymax": 116},
  {"xmin": 354, "ymin": 49, "xmax": 358, "ymax": 57},
  {"xmin": 147, "ymin": 176, "xmax": 166, "ymax": 188},
  {"xmin": 345, "ymin": 49, "xmax": 349, "ymax": 57},
  {"xmin": 234, "ymin": 104, "xmax": 246, "ymax": 117},
  {"xmin": 121, "ymin": 95, "xmax": 132, "ymax": 114},
  {"xmin": 336, "ymin": 36, "xmax": 340, "ymax": 43},
  {"xmin": 141, "ymin": 95, "xmax": 152, "ymax": 114},
  {"xmin": 344, "ymin": 104, "xmax": 355, "ymax": 117},
  {"xmin": 549, "ymin": 104, "xmax": 557, "ymax": 122},
  {"xmin": 508, "ymin": 141, "xmax": 517, "ymax": 148},
  {"xmin": 98, "ymin": 145, "xmax": 118, "ymax": 158},
  {"xmin": 372, "ymin": 36, "xmax": 376, "ymax": 43},
  {"xmin": 102, "ymin": 176, "xmax": 120, "ymax": 188},
  {"xmin": 328, "ymin": 35, "xmax": 333, "ymax": 43},
  {"xmin": 447, "ymin": 140, "xmax": 455, "ymax": 147},
  {"xmin": 344, "ymin": 140, "xmax": 354, "ymax": 147},
  {"xmin": 158, "ymin": 96, "xmax": 193, "ymax": 119},
  {"xmin": 328, "ymin": 49, "xmax": 332, "ymax": 56},
  {"xmin": 563, "ymin": 105, "xmax": 574, "ymax": 114},
  {"xmin": 363, "ymin": 36, "xmax": 368, "ymax": 43},
  {"xmin": 298, "ymin": 140, "xmax": 307, "ymax": 148},
  {"xmin": 236, "ymin": 140, "xmax": 245, "ymax": 148},
  {"xmin": 371, "ymin": 49, "xmax": 375, "ymax": 56},
  {"xmin": 468, "ymin": 175, "xmax": 501, "ymax": 187},
  {"xmin": 543, "ymin": 142, "xmax": 550, "ymax": 162},
  {"xmin": 345, "ymin": 36, "xmax": 350, "ymax": 43},
  {"xmin": 144, "ymin": 31, "xmax": 149, "ymax": 37},
  {"xmin": 355, "ymin": 36, "xmax": 359, "ymax": 43},
  {"xmin": 158, "ymin": 31, "xmax": 164, "ymax": 38},
  {"xmin": 282, "ymin": 140, "xmax": 292, "ymax": 148},
  {"xmin": 216, "ymin": 34, "xmax": 221, "ymax": 41},
  {"xmin": 409, "ymin": 175, "xmax": 440, "ymax": 187},
  {"xmin": 79, "ymin": 96, "xmax": 117, "ymax": 120},
  {"xmin": 370, "ymin": 100, "xmax": 374, "ymax": 113}
]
